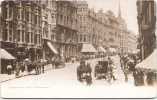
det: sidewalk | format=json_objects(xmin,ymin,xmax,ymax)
[
  {"xmin": 0, "ymin": 58, "xmax": 101, "ymax": 83},
  {"xmin": 0, "ymin": 64, "xmax": 55, "ymax": 83}
]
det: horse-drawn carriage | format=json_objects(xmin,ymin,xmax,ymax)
[
  {"xmin": 94, "ymin": 60, "xmax": 109, "ymax": 79},
  {"xmin": 77, "ymin": 61, "xmax": 92, "ymax": 85}
]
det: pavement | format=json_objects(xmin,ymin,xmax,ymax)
[{"xmin": 0, "ymin": 64, "xmax": 53, "ymax": 83}]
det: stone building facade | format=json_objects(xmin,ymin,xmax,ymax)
[
  {"xmin": 76, "ymin": 1, "xmax": 128, "ymax": 54},
  {"xmin": 56, "ymin": 0, "xmax": 78, "ymax": 59},
  {"xmin": 1, "ymin": 0, "xmax": 42, "ymax": 62},
  {"xmin": 137, "ymin": 0, "xmax": 156, "ymax": 60},
  {"xmin": 41, "ymin": 0, "xmax": 58, "ymax": 61}
]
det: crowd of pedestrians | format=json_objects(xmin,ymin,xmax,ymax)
[{"xmin": 120, "ymin": 54, "xmax": 156, "ymax": 86}]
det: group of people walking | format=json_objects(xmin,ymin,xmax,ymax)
[
  {"xmin": 120, "ymin": 54, "xmax": 138, "ymax": 83},
  {"xmin": 120, "ymin": 54, "xmax": 156, "ymax": 86},
  {"xmin": 5, "ymin": 59, "xmax": 47, "ymax": 78}
]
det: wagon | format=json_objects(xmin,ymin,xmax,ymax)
[
  {"xmin": 77, "ymin": 64, "xmax": 92, "ymax": 85},
  {"xmin": 94, "ymin": 60, "xmax": 109, "ymax": 79}
]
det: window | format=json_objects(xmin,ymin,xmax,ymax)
[
  {"xmin": 26, "ymin": 11, "xmax": 29, "ymax": 22},
  {"xmin": 26, "ymin": 32, "xmax": 29, "ymax": 43},
  {"xmin": 9, "ymin": 29, "xmax": 12, "ymax": 41},
  {"xmin": 35, "ymin": 34, "xmax": 37, "ymax": 44},
  {"xmin": 22, "ymin": 30, "xmax": 24, "ymax": 42},
  {"xmin": 17, "ymin": 30, "xmax": 20, "ymax": 42},
  {"xmin": 80, "ymin": 35, "xmax": 82, "ymax": 42},
  {"xmin": 9, "ymin": 8, "xmax": 12, "ymax": 19},
  {"xmin": 84, "ymin": 35, "xmax": 86, "ymax": 42},
  {"xmin": 3, "ymin": 29, "xmax": 8, "ymax": 41},
  {"xmin": 3, "ymin": 8, "xmax": 7, "ymax": 19},
  {"xmin": 31, "ymin": 33, "xmax": 34, "ymax": 43},
  {"xmin": 34, "ymin": 15, "xmax": 37, "ymax": 25}
]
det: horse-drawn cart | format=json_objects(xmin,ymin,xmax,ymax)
[
  {"xmin": 95, "ymin": 60, "xmax": 109, "ymax": 79},
  {"xmin": 77, "ymin": 61, "xmax": 92, "ymax": 85}
]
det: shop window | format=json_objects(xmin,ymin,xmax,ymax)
[{"xmin": 3, "ymin": 29, "xmax": 8, "ymax": 41}]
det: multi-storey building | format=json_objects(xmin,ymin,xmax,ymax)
[
  {"xmin": 105, "ymin": 11, "xmax": 120, "ymax": 50},
  {"xmin": 0, "ymin": 0, "xmax": 42, "ymax": 73},
  {"xmin": 137, "ymin": 0, "xmax": 156, "ymax": 60},
  {"xmin": 41, "ymin": 0, "xmax": 58, "ymax": 61},
  {"xmin": 77, "ymin": 1, "xmax": 123, "ymax": 54},
  {"xmin": 77, "ymin": 1, "xmax": 89, "ymax": 44},
  {"xmin": 56, "ymin": 0, "xmax": 78, "ymax": 59},
  {"xmin": 117, "ymin": 6, "xmax": 129, "ymax": 54}
]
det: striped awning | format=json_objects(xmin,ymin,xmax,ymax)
[
  {"xmin": 136, "ymin": 49, "xmax": 157, "ymax": 71},
  {"xmin": 47, "ymin": 42, "xmax": 58, "ymax": 54},
  {"xmin": 81, "ymin": 43, "xmax": 97, "ymax": 53},
  {"xmin": 0, "ymin": 48, "xmax": 15, "ymax": 59}
]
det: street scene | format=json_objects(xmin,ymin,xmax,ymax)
[{"xmin": 0, "ymin": 0, "xmax": 157, "ymax": 98}]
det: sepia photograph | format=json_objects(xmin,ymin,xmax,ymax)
[{"xmin": 0, "ymin": 0, "xmax": 157, "ymax": 98}]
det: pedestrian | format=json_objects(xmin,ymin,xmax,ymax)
[
  {"xmin": 15, "ymin": 62, "xmax": 20, "ymax": 78},
  {"xmin": 21, "ymin": 62, "xmax": 25, "ymax": 73},
  {"xmin": 108, "ymin": 64, "xmax": 116, "ymax": 81},
  {"xmin": 42, "ymin": 62, "xmax": 45, "ymax": 73},
  {"xmin": 7, "ymin": 63, "xmax": 12, "ymax": 75},
  {"xmin": 124, "ymin": 69, "xmax": 128, "ymax": 82}
]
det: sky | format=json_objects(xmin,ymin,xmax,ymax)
[{"xmin": 0, "ymin": 0, "xmax": 138, "ymax": 34}]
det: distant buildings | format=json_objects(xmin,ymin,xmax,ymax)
[
  {"xmin": 137, "ymin": 0, "xmax": 156, "ymax": 60},
  {"xmin": 76, "ymin": 1, "xmax": 136, "ymax": 54}
]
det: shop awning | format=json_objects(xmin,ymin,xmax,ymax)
[
  {"xmin": 47, "ymin": 42, "xmax": 58, "ymax": 54},
  {"xmin": 81, "ymin": 43, "xmax": 97, "ymax": 53},
  {"xmin": 0, "ymin": 48, "xmax": 16, "ymax": 59},
  {"xmin": 98, "ymin": 46, "xmax": 106, "ymax": 53},
  {"xmin": 132, "ymin": 49, "xmax": 140, "ymax": 54},
  {"xmin": 136, "ymin": 49, "xmax": 157, "ymax": 71},
  {"xmin": 108, "ymin": 48, "xmax": 116, "ymax": 53}
]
